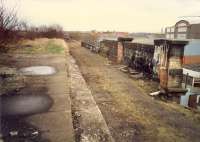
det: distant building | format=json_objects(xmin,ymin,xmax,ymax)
[
  {"xmin": 182, "ymin": 40, "xmax": 200, "ymax": 96},
  {"xmin": 165, "ymin": 18, "xmax": 200, "ymax": 40},
  {"xmin": 165, "ymin": 19, "xmax": 200, "ymax": 90},
  {"xmin": 183, "ymin": 40, "xmax": 200, "ymax": 64},
  {"xmin": 163, "ymin": 19, "xmax": 200, "ymax": 107}
]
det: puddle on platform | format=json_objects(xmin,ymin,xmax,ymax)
[
  {"xmin": 0, "ymin": 93, "xmax": 53, "ymax": 141},
  {"xmin": 19, "ymin": 66, "xmax": 56, "ymax": 76},
  {"xmin": 1, "ymin": 94, "xmax": 53, "ymax": 117}
]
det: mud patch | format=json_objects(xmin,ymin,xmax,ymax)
[
  {"xmin": 19, "ymin": 66, "xmax": 56, "ymax": 76},
  {"xmin": 0, "ymin": 67, "xmax": 25, "ymax": 95},
  {"xmin": 1, "ymin": 118, "xmax": 49, "ymax": 142}
]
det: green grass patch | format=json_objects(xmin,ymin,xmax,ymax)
[
  {"xmin": 46, "ymin": 41, "xmax": 64, "ymax": 54},
  {"xmin": 21, "ymin": 40, "xmax": 64, "ymax": 54}
]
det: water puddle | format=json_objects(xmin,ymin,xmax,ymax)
[
  {"xmin": 1, "ymin": 91, "xmax": 53, "ymax": 142},
  {"xmin": 19, "ymin": 66, "xmax": 56, "ymax": 76},
  {"xmin": 1, "ymin": 93, "xmax": 53, "ymax": 117}
]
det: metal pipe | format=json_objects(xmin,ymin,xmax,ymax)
[{"xmin": 185, "ymin": 73, "xmax": 189, "ymax": 89}]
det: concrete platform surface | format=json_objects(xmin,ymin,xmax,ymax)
[{"xmin": 0, "ymin": 39, "xmax": 75, "ymax": 142}]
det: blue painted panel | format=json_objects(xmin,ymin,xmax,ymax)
[{"xmin": 184, "ymin": 40, "xmax": 200, "ymax": 56}]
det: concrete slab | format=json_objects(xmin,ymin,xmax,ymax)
[
  {"xmin": 48, "ymin": 94, "xmax": 71, "ymax": 112},
  {"xmin": 68, "ymin": 55, "xmax": 114, "ymax": 142},
  {"xmin": 26, "ymin": 111, "xmax": 72, "ymax": 132},
  {"xmin": 42, "ymin": 130, "xmax": 74, "ymax": 142},
  {"xmin": 21, "ymin": 43, "xmax": 75, "ymax": 142}
]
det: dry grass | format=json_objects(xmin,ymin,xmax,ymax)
[{"xmin": 15, "ymin": 38, "xmax": 65, "ymax": 54}]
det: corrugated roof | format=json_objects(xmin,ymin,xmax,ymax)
[
  {"xmin": 177, "ymin": 17, "xmax": 200, "ymax": 25},
  {"xmin": 98, "ymin": 37, "xmax": 118, "ymax": 41},
  {"xmin": 132, "ymin": 38, "xmax": 155, "ymax": 45},
  {"xmin": 132, "ymin": 38, "xmax": 188, "ymax": 46},
  {"xmin": 183, "ymin": 64, "xmax": 200, "ymax": 72},
  {"xmin": 154, "ymin": 38, "xmax": 189, "ymax": 46}
]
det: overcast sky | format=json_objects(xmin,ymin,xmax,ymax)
[{"xmin": 5, "ymin": 0, "xmax": 200, "ymax": 32}]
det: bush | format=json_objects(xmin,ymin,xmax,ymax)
[{"xmin": 0, "ymin": 0, "xmax": 19, "ymax": 44}]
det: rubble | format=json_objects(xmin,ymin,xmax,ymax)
[{"xmin": 1, "ymin": 119, "xmax": 42, "ymax": 142}]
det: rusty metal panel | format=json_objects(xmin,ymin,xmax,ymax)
[
  {"xmin": 188, "ymin": 95, "xmax": 197, "ymax": 108},
  {"xmin": 159, "ymin": 69, "xmax": 168, "ymax": 89},
  {"xmin": 183, "ymin": 55, "xmax": 200, "ymax": 65},
  {"xmin": 117, "ymin": 42, "xmax": 123, "ymax": 63}
]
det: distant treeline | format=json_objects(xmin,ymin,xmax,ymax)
[
  {"xmin": 0, "ymin": 0, "xmax": 64, "ymax": 45},
  {"xmin": 19, "ymin": 24, "xmax": 64, "ymax": 40},
  {"xmin": 68, "ymin": 31, "xmax": 99, "ymax": 41}
]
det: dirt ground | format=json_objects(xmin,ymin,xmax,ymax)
[{"xmin": 69, "ymin": 41, "xmax": 200, "ymax": 142}]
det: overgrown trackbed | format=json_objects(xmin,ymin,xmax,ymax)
[{"xmin": 69, "ymin": 41, "xmax": 200, "ymax": 142}]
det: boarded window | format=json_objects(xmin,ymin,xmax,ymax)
[
  {"xmin": 177, "ymin": 23, "xmax": 187, "ymax": 27},
  {"xmin": 166, "ymin": 28, "xmax": 171, "ymax": 32},
  {"xmin": 183, "ymin": 75, "xmax": 194, "ymax": 86},
  {"xmin": 171, "ymin": 27, "xmax": 175, "ymax": 32},
  {"xmin": 170, "ymin": 34, "xmax": 174, "ymax": 39},
  {"xmin": 177, "ymin": 34, "xmax": 187, "ymax": 39},
  {"xmin": 194, "ymin": 78, "xmax": 200, "ymax": 88},
  {"xmin": 178, "ymin": 27, "xmax": 187, "ymax": 32}
]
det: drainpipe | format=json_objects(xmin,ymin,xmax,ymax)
[{"xmin": 185, "ymin": 73, "xmax": 189, "ymax": 89}]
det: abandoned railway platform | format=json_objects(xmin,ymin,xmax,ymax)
[{"xmin": 1, "ymin": 39, "xmax": 200, "ymax": 142}]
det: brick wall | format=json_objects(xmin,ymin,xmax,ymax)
[
  {"xmin": 99, "ymin": 40, "xmax": 118, "ymax": 57},
  {"xmin": 99, "ymin": 40, "xmax": 123, "ymax": 63}
]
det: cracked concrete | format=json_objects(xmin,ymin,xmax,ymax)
[{"xmin": 67, "ymin": 55, "xmax": 114, "ymax": 142}]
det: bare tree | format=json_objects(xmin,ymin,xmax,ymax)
[
  {"xmin": 25, "ymin": 24, "xmax": 64, "ymax": 39},
  {"xmin": 17, "ymin": 20, "xmax": 29, "ymax": 31},
  {"xmin": 0, "ymin": 0, "xmax": 19, "ymax": 44}
]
